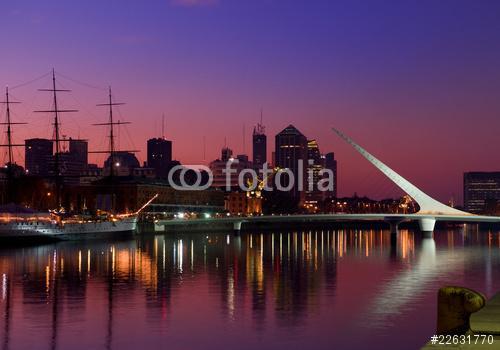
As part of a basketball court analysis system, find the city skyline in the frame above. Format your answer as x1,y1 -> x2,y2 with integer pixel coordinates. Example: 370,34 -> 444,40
2,1 -> 500,203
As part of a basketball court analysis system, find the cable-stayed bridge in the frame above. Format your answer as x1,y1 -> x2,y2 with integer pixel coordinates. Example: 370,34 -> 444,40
155,128 -> 500,236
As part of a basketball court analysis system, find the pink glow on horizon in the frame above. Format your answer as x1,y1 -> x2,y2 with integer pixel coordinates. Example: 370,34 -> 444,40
2,1 -> 500,204
1,69 -> 499,205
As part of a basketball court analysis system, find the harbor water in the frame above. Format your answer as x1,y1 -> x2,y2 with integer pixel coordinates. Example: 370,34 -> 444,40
0,225 -> 499,349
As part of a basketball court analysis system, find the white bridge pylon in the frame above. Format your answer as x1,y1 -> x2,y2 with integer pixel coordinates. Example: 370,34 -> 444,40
331,128 -> 471,217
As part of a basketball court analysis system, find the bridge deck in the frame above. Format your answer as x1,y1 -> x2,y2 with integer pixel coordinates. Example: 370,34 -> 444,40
155,213 -> 500,227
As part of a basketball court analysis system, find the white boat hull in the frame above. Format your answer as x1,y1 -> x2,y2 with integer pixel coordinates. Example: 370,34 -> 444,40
0,217 -> 137,241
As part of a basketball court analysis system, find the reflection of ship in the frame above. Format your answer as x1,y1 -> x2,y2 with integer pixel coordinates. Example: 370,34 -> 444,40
0,70 -> 157,241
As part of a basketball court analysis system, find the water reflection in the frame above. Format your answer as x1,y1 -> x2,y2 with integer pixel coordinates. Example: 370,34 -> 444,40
367,236 -> 437,328
0,227 -> 499,350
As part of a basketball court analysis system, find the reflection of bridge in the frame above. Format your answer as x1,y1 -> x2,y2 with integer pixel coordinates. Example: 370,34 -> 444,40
155,128 -> 500,236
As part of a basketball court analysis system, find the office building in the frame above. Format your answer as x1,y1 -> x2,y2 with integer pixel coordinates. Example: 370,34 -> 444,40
69,138 -> 88,166
324,152 -> 338,199
305,139 -> 324,206
147,137 -> 172,178
253,122 -> 266,168
25,138 -> 53,176
275,125 -> 307,201
55,138 -> 89,184
464,172 -> 500,214
210,148 -> 252,189
49,153 -> 85,184
44,139 -> 89,184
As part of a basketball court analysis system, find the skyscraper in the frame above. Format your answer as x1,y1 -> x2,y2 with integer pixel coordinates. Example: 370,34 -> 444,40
147,138 -> 172,178
324,152 -> 338,199
305,139 -> 324,205
69,138 -> 88,166
275,125 -> 307,201
253,122 -> 266,168
25,138 -> 53,176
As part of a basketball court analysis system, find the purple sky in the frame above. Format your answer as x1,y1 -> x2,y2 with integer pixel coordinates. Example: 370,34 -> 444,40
1,0 -> 500,204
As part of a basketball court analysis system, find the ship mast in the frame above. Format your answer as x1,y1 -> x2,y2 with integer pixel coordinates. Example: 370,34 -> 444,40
0,87 -> 25,203
35,69 -> 78,209
92,87 -> 136,212
94,87 -> 129,178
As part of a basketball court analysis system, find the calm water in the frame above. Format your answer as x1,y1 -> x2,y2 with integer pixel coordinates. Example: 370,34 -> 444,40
0,226 -> 499,350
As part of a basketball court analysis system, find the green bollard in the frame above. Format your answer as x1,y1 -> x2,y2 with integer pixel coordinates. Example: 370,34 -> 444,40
436,286 -> 486,335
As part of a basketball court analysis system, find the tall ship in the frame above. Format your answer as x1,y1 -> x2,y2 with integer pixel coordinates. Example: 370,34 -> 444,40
0,70 -> 156,241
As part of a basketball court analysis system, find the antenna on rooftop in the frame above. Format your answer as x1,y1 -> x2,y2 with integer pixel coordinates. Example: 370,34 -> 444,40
162,113 -> 165,139
243,123 -> 246,154
203,136 -> 206,160
254,108 -> 265,135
